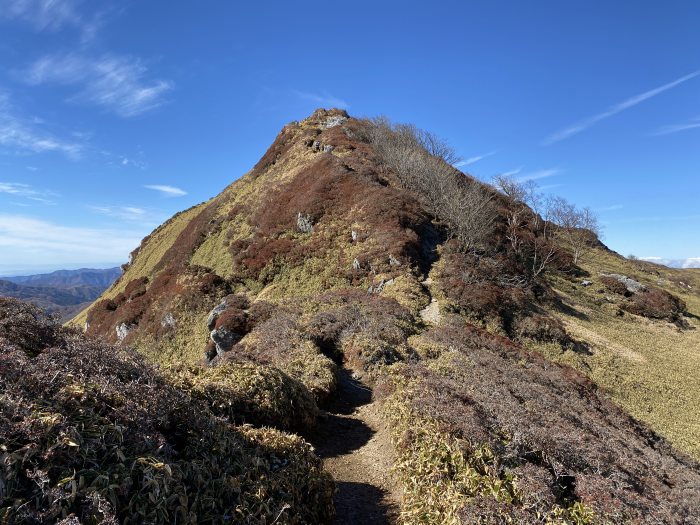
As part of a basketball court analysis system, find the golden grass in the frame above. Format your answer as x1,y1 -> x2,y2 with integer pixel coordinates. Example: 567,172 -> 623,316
532,249 -> 700,459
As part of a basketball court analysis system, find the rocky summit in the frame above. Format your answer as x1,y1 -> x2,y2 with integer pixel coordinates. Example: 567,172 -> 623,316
3,109 -> 700,524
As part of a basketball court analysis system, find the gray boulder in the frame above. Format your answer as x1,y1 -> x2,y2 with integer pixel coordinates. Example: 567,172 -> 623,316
207,299 -> 230,330
324,115 -> 347,128
161,313 -> 176,329
210,327 -> 240,355
601,273 -> 646,294
297,212 -> 314,233
116,323 -> 133,342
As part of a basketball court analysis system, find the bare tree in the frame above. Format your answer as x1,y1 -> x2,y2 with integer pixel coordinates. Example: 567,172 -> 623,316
549,196 -> 601,264
363,117 -> 497,252
492,174 -> 559,278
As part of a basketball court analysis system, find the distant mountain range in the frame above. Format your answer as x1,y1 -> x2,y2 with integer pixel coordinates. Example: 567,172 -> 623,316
0,267 -> 121,321
641,257 -> 700,269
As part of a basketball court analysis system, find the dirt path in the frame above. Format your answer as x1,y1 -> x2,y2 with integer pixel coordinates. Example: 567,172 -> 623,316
419,276 -> 442,325
310,369 -> 399,524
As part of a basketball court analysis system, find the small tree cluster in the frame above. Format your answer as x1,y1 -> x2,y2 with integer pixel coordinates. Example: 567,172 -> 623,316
361,117 -> 498,252
549,196 -> 600,264
493,175 -> 601,275
493,175 -> 558,277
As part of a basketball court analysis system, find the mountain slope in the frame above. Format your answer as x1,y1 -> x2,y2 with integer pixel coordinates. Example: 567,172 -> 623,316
72,109 -> 700,523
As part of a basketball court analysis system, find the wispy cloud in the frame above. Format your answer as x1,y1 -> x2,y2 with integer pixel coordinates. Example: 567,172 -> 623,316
499,167 -> 522,177
652,116 -> 700,136
0,181 -> 57,204
89,205 -> 147,221
144,184 -> 187,197
516,168 -> 560,182
293,90 -> 349,109
89,205 -> 166,224
0,213 -> 143,265
0,91 -> 83,158
0,0 -> 109,42
454,151 -> 496,168
0,0 -> 81,32
23,52 -> 173,117
544,70 -> 700,144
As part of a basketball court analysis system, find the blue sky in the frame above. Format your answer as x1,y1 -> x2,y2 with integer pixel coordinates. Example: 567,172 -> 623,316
0,1 -> 698,275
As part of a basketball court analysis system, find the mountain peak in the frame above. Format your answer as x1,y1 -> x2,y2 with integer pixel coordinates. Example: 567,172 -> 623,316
64,111 -> 700,523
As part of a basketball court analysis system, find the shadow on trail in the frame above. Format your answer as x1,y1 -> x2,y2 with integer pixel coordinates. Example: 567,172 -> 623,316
332,482 -> 395,525
311,369 -> 374,458
309,368 -> 396,525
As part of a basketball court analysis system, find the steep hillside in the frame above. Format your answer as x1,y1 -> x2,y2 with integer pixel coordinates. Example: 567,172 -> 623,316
66,109 -> 700,523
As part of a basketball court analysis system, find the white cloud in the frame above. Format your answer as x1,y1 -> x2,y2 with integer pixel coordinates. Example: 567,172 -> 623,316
499,167 -> 522,177
640,257 -> 700,269
0,213 -> 143,267
293,90 -> 349,109
652,116 -> 700,136
516,168 -> 560,182
144,184 -> 187,197
0,0 -> 109,42
23,53 -> 173,117
454,151 -> 496,168
544,70 -> 700,144
0,91 -> 83,158
89,205 -> 165,223
0,181 -> 57,204
0,0 -> 81,32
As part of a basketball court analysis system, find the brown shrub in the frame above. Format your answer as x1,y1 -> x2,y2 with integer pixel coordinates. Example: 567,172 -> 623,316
600,276 -> 630,296
214,308 -> 249,334
514,314 -> 570,345
382,318 -> 700,523
623,286 -> 687,322
0,297 -> 63,356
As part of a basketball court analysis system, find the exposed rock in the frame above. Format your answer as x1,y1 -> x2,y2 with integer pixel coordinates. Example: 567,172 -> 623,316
351,230 -> 358,242
601,273 -> 646,294
207,299 -> 230,330
323,144 -> 334,153
389,254 -> 401,266
368,279 -> 386,294
324,115 -> 348,128
115,322 -> 133,342
161,313 -> 176,329
210,327 -> 240,355
581,280 -> 592,287
352,258 -> 361,270
297,212 -> 314,233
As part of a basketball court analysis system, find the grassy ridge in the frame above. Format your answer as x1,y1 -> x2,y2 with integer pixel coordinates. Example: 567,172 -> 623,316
533,249 -> 700,458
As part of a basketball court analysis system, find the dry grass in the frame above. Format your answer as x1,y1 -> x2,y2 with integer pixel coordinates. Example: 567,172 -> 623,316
535,248 -> 700,458
0,297 -> 334,524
